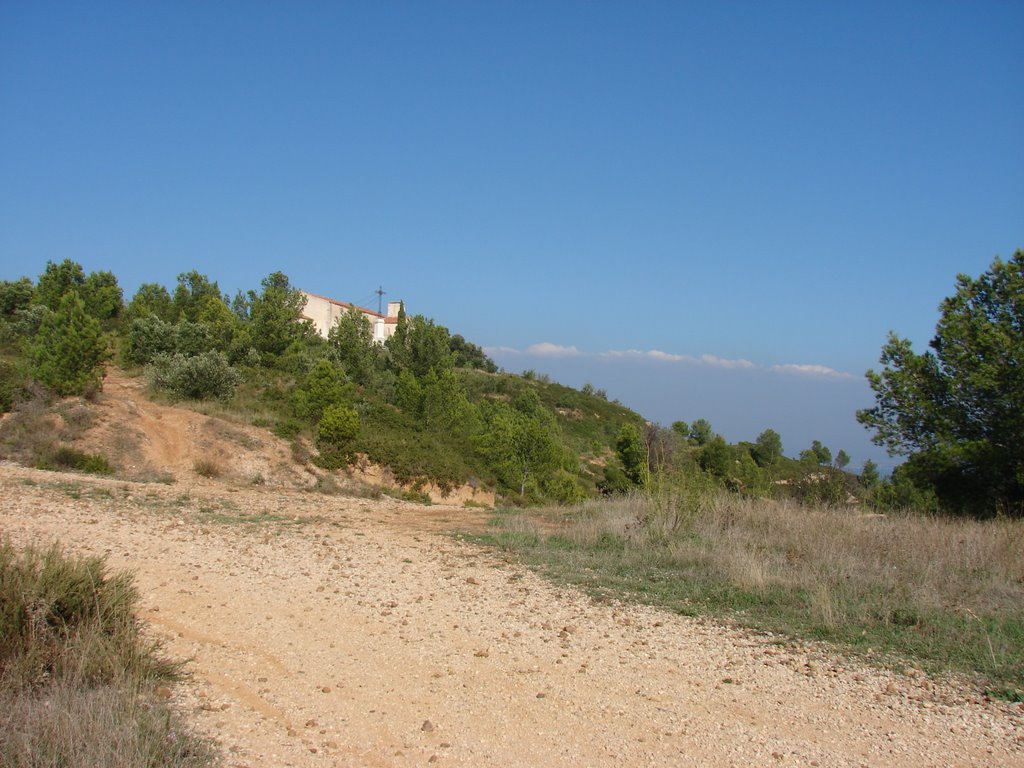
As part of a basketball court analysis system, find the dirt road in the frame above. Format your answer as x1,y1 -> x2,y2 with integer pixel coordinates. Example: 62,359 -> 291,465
1,465 -> 1021,767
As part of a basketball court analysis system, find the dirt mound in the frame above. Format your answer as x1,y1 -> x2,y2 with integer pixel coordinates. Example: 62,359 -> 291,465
77,370 -> 318,489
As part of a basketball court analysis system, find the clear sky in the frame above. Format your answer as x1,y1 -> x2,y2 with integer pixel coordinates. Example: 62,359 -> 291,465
2,2 -> 1022,470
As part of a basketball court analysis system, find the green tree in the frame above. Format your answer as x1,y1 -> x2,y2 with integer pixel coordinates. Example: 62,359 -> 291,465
834,449 -> 851,470
857,251 -> 1024,516
421,367 -> 476,433
294,360 -> 354,423
689,418 -> 714,446
670,420 -> 690,441
698,435 -> 731,477
329,306 -> 377,384
125,283 -> 176,322
479,401 -> 562,497
449,334 -> 497,372
247,272 -> 313,362
0,277 -> 34,317
800,440 -> 832,466
34,259 -> 85,311
317,403 -> 360,454
860,459 -> 880,488
615,423 -> 649,487
752,428 -> 783,467
81,270 -> 123,324
28,292 -> 106,395
388,314 -> 454,378
173,270 -> 222,322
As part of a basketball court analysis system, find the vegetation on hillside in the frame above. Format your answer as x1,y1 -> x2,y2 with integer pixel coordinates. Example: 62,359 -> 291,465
2,253 -> 1021,517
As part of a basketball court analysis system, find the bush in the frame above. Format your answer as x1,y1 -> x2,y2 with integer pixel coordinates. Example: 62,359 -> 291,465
123,316 -> 177,365
148,352 -> 241,401
317,403 -> 360,452
39,446 -> 114,475
0,541 -> 217,767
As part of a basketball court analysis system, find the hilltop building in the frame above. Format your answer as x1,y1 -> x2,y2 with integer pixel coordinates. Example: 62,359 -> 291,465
300,290 -> 403,344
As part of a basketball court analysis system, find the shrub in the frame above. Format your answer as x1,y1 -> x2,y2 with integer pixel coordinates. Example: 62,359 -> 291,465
123,316 -> 176,365
192,457 -> 223,478
317,403 -> 360,453
148,352 -> 241,401
39,446 -> 114,475
0,541 -> 217,767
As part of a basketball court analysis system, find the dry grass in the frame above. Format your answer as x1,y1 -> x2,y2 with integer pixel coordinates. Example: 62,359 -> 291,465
482,488 -> 1024,695
0,540 -> 219,767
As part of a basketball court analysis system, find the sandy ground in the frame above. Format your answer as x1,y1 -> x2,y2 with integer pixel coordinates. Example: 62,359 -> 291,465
2,464 -> 1022,768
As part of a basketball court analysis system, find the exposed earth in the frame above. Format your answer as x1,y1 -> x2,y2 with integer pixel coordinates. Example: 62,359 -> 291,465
1,375 -> 1021,767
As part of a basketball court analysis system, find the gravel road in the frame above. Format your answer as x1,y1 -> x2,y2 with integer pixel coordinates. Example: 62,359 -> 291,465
2,464 -> 1021,767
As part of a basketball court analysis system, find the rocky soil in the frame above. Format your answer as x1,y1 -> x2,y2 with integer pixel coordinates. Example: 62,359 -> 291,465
2,463 -> 1022,768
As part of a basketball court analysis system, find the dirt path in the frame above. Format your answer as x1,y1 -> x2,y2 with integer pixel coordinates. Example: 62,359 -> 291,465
2,464 -> 1021,767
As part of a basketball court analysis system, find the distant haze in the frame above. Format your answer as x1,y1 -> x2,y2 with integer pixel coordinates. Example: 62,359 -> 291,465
488,347 -> 897,474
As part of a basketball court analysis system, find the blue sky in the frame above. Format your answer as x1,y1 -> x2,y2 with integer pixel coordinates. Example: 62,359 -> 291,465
2,2 -> 1022,470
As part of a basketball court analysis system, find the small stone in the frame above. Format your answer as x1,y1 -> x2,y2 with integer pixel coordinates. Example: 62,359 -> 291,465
536,692 -> 546,699
772,753 -> 784,761
466,577 -> 479,585
305,719 -> 317,727
428,756 -> 439,764
321,686 -> 332,693
422,720 -> 435,732
474,649 -> 489,658
155,686 -> 173,699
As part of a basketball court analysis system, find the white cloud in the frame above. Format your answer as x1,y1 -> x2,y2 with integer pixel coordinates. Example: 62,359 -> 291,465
483,345 -> 522,356
488,342 -> 851,380
769,363 -> 854,379
526,342 -> 582,357
699,354 -> 755,370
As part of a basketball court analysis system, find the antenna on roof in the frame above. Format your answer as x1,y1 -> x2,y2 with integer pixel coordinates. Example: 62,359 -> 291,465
375,285 -> 386,315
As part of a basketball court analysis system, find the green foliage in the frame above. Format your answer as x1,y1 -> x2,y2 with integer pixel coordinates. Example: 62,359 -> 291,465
858,250 -> 1024,516
293,360 -> 353,422
172,270 -> 222,323
421,367 -> 477,433
860,459 -> 880,488
316,403 -> 360,456
33,259 -> 86,311
124,316 -> 178,365
615,423 -> 648,487
28,292 -> 106,396
124,282 -> 176,322
328,306 -> 377,384
752,428 -> 783,467
698,435 -> 731,477
37,446 -> 114,475
148,351 -> 241,401
800,440 -> 832,466
688,418 -> 714,446
834,449 -> 851,470
81,270 -> 123,325
247,271 -> 313,362
479,400 -> 563,497
449,333 -> 497,372
0,277 -> 34,317
670,420 -> 689,440
388,314 -> 454,377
